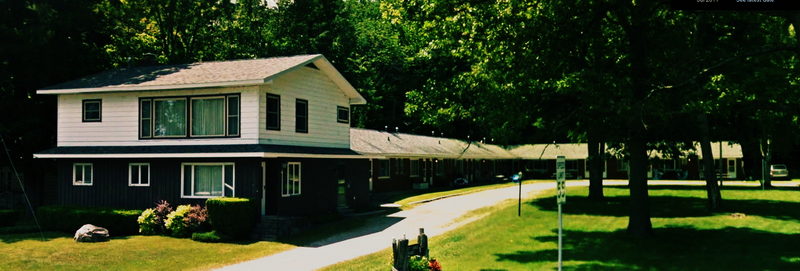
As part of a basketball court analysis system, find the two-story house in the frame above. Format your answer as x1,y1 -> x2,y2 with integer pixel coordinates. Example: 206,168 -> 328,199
34,55 -> 371,216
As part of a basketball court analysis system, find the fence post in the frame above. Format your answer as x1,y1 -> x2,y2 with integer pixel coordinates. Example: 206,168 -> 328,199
392,237 -> 409,271
418,228 -> 428,258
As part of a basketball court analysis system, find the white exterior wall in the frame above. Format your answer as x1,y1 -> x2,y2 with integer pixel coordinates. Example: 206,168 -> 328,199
258,67 -> 351,148
56,67 -> 352,148
56,86 -> 261,146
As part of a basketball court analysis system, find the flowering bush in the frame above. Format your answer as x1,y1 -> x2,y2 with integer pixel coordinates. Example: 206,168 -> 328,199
165,204 -> 209,237
428,258 -> 442,271
137,200 -> 172,235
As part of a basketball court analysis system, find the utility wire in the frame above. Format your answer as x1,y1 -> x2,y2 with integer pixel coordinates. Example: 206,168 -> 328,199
0,134 -> 45,241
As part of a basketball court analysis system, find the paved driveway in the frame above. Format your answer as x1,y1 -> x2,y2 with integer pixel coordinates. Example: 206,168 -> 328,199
217,181 -> 567,271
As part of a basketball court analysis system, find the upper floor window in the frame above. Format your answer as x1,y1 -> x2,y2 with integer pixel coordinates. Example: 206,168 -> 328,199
139,94 -> 239,139
296,99 -> 308,133
82,99 -> 102,122
266,94 -> 281,130
337,106 -> 349,124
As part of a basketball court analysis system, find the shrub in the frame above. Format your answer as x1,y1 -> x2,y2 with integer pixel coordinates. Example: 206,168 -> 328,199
137,209 -> 160,235
0,209 -> 21,227
191,230 -> 231,243
206,197 -> 256,240
164,205 -> 209,237
37,206 -> 141,236
137,201 -> 172,235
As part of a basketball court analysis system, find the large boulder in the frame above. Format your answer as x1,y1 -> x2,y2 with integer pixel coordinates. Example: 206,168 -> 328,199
74,224 -> 109,242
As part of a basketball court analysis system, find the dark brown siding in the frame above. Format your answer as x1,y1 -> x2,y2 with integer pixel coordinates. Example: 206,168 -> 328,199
55,158 -> 262,209
264,158 -> 369,216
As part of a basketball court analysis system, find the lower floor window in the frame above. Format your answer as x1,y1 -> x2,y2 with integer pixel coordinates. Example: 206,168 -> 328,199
283,162 -> 301,196
129,163 -> 150,186
182,163 -> 234,198
73,163 -> 93,186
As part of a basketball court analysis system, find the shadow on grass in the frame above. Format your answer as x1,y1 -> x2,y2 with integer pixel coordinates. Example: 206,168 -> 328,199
531,192 -> 800,221
496,227 -> 800,271
0,231 -> 67,243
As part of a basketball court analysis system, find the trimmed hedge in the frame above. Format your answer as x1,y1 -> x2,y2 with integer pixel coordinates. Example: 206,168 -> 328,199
206,197 -> 256,239
0,209 -> 21,227
38,206 -> 142,236
191,230 -> 230,243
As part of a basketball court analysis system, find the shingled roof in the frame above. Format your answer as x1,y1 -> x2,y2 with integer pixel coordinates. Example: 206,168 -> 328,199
37,54 -> 366,104
509,143 -> 588,160
349,128 -> 516,159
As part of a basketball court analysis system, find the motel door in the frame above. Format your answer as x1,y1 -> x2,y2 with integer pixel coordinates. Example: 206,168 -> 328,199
423,159 -> 433,185
727,159 -> 737,179
336,164 -> 349,211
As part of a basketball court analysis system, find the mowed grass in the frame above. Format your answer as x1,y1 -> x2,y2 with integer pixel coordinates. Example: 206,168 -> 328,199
324,185 -> 800,270
0,232 -> 294,271
394,180 -> 543,208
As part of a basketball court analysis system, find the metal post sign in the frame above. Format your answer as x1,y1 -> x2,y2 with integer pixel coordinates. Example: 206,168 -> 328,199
555,155 -> 565,271
556,156 -> 566,204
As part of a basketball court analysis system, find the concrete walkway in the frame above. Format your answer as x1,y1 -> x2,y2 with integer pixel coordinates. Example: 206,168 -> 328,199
217,181 -> 570,271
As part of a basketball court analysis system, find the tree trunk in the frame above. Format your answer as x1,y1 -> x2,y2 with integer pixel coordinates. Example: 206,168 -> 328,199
588,136 -> 604,201
624,1 -> 653,237
697,114 -> 722,211
626,135 -> 653,237
761,138 -> 772,188
740,134 -> 763,181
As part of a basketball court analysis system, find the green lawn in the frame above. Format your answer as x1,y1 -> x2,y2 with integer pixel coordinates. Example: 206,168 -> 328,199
393,180 -> 542,208
0,232 -> 294,271
324,185 -> 800,270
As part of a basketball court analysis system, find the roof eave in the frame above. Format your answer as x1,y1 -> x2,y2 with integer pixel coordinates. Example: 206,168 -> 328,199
36,79 -> 266,95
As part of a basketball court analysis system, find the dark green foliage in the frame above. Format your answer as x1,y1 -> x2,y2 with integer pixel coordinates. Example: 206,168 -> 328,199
205,198 -> 256,240
37,206 -> 141,236
191,230 -> 231,243
0,209 -> 20,227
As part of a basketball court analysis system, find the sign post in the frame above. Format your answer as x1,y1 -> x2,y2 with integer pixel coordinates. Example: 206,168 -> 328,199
512,172 -> 522,216
556,156 -> 566,271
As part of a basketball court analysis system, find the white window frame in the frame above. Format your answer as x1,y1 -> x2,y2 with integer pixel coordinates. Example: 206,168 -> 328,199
128,163 -> 150,187
72,163 -> 93,186
282,162 -> 302,197
180,162 -> 235,199
410,159 -> 421,177
378,159 -> 391,179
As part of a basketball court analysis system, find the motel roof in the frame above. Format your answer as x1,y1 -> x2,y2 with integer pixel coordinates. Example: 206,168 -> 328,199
349,128 -> 517,160
508,143 -> 588,160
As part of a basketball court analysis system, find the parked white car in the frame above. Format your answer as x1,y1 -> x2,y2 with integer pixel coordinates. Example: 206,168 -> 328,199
770,164 -> 789,179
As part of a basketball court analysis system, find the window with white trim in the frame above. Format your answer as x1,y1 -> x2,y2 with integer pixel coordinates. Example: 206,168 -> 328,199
410,159 -> 420,177
378,160 -> 390,178
73,163 -> 93,186
181,163 -> 234,198
129,163 -> 150,186
282,162 -> 301,196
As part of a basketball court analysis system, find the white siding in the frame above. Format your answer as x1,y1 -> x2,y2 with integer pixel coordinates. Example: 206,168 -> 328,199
57,86 -> 260,146
258,67 -> 351,148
